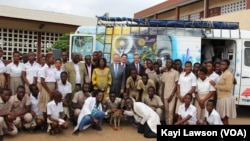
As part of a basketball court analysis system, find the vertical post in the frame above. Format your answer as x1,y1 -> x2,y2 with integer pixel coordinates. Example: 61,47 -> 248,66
37,32 -> 41,63
204,0 -> 209,18
175,6 -> 179,20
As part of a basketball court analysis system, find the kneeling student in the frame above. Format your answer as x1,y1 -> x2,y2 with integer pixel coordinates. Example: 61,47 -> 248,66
0,88 -> 18,140
203,99 -> 223,125
47,91 -> 68,135
10,85 -> 33,130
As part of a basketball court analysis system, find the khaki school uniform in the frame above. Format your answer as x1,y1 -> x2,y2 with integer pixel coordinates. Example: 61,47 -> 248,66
126,75 -> 141,101
137,79 -> 155,102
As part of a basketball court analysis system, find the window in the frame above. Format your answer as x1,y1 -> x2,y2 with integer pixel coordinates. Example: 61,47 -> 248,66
244,48 -> 250,66
221,0 -> 246,14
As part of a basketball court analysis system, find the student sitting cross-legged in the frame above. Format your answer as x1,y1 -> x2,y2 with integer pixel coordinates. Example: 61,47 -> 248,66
47,91 -> 68,135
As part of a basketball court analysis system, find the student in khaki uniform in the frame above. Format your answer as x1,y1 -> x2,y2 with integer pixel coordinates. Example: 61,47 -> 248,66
126,70 -> 141,101
103,92 -> 121,119
0,88 -> 18,140
137,73 -> 155,102
161,59 -> 179,125
145,60 -> 159,87
72,83 -> 91,124
10,85 -> 33,129
144,86 -> 164,120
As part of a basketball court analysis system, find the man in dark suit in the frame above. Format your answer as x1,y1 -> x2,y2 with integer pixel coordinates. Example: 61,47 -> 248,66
109,54 -> 125,98
84,55 -> 95,91
129,54 -> 145,76
120,54 -> 130,83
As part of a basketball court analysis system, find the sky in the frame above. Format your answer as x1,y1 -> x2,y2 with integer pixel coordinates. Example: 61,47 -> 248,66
0,0 -> 166,18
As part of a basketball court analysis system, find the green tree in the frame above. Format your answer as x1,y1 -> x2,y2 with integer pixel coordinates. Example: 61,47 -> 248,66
52,32 -> 73,51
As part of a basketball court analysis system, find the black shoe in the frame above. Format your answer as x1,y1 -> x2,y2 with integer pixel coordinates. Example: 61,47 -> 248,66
0,135 -> 4,141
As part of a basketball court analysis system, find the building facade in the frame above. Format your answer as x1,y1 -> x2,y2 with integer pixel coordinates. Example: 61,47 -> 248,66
134,0 -> 250,29
0,5 -> 97,64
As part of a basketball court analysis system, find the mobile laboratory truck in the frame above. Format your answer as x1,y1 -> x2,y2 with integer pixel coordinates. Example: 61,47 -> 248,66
69,16 -> 250,106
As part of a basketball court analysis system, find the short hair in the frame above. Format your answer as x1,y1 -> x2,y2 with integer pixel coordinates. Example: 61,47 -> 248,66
55,58 -> 61,62
185,61 -> 192,66
29,84 -> 37,91
0,88 -> 11,94
17,85 -> 25,91
121,54 -> 127,57
185,93 -> 193,100
141,73 -> 149,78
148,86 -> 155,91
53,91 -> 62,99
85,55 -> 91,59
60,71 -> 68,77
199,67 -> 208,74
13,51 -> 20,56
222,59 -> 230,66
207,99 -> 215,106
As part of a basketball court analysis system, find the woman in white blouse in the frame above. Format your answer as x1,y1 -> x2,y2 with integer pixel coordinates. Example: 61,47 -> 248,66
175,93 -> 197,125
204,99 -> 223,125
6,51 -> 24,95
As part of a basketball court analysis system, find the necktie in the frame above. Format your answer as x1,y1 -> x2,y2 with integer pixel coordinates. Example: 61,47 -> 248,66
136,64 -> 139,74
115,64 -> 118,78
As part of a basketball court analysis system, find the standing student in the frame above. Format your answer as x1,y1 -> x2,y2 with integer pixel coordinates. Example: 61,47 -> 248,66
38,54 -> 56,123
0,88 -> 18,140
29,84 -> 44,131
195,67 -> 215,124
35,55 -> 46,92
54,59 -> 63,83
203,99 -> 223,125
6,51 -> 24,95
175,93 -> 197,125
176,61 -> 196,114
22,52 -> 40,94
0,47 -> 6,89
161,59 -> 179,125
47,91 -> 68,135
57,71 -> 72,120
209,59 -> 237,125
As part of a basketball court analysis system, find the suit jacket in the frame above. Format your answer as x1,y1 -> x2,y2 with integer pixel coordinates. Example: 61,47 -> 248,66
85,64 -> 95,83
63,61 -> 88,91
129,62 -> 145,76
109,63 -> 125,97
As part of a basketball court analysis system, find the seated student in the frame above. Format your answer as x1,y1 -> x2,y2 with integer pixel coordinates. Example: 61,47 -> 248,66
72,90 -> 105,135
72,83 -> 91,124
144,86 -> 164,120
47,91 -> 68,135
10,85 -> 33,129
126,70 -> 141,101
0,88 -> 18,140
203,99 -> 223,125
103,92 -> 122,118
29,84 -> 44,131
137,73 -> 155,102
120,92 -> 135,110
174,93 -> 197,125
124,98 -> 160,138
57,71 -> 72,120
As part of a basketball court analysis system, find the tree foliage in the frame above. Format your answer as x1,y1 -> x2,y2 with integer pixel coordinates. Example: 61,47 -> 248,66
52,32 -> 73,51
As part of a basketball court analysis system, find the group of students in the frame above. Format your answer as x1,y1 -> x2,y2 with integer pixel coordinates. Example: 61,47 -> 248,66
0,46 -> 237,140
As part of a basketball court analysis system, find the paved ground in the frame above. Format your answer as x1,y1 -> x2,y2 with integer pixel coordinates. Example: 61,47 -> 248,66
5,106 -> 250,141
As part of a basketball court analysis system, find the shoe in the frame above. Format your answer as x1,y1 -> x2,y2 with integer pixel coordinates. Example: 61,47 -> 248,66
0,135 -> 4,141
92,125 -> 102,131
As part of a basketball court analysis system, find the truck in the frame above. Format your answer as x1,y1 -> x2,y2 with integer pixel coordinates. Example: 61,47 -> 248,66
69,16 -> 250,106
